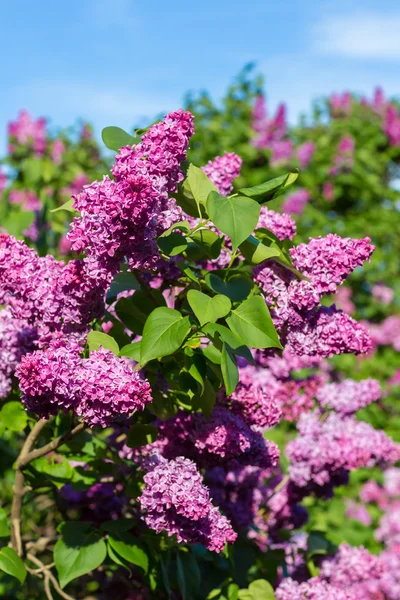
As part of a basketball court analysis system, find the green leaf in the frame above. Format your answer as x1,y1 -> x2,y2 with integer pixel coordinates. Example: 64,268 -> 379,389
205,272 -> 252,302
0,507 -> 10,537
238,579 -> 276,599
187,290 -> 231,326
157,232 -> 188,256
108,532 -> 148,573
221,343 -> 238,395
87,331 -> 119,355
239,171 -> 299,203
126,424 -> 158,449
207,192 -> 260,250
101,126 -> 140,152
119,341 -> 141,361
140,307 -> 191,365
107,542 -> 132,573
115,290 -> 166,335
0,547 -> 26,584
226,296 -> 282,349
33,457 -> 74,489
239,235 -> 281,265
176,554 -> 187,600
106,267 -> 139,300
54,522 -> 107,588
202,344 -> 222,365
190,229 -> 223,259
192,378 -> 216,417
185,164 -> 218,207
203,323 -> 254,364
50,198 -> 75,213
2,208 -> 36,239
0,401 -> 27,432
177,552 -> 201,598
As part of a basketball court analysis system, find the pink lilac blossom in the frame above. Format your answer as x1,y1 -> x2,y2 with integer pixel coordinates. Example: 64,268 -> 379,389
334,286 -> 355,314
138,456 -> 237,552
8,110 -> 47,156
379,550 -> 400,600
69,110 -> 194,272
9,189 -> 41,211
384,104 -> 400,146
297,141 -> 315,169
221,381 -> 281,430
16,339 -> 82,417
323,181 -> 335,202
0,169 -> 6,193
319,544 -> 384,592
384,468 -> 400,498
257,206 -> 296,241
16,343 -> 152,426
276,577 -> 357,600
0,234 -> 113,344
376,502 -> 400,549
75,348 -> 152,427
371,283 -> 394,305
317,378 -> 381,415
346,500 -> 372,526
366,316 -> 400,351
330,135 -> 355,175
0,308 -> 37,399
329,92 -> 352,117
201,152 -> 242,196
287,411 -> 400,496
252,99 -> 288,149
270,140 -> 293,166
51,139 -> 65,164
282,188 -> 311,215
360,481 -> 389,510
289,234 -> 374,299
155,407 -> 280,469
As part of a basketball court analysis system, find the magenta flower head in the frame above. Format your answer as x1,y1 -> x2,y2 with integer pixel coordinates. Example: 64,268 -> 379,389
317,378 -> 381,415
297,141 -> 315,169
75,348 -> 153,427
7,110 -> 47,156
282,189 -> 311,215
257,207 -> 296,241
276,577 -> 357,600
202,152 -> 242,196
138,456 -> 237,552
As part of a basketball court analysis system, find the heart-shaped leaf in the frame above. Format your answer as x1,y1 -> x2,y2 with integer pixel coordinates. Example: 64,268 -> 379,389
140,307 -> 191,365
207,191 -> 260,249
0,547 -> 26,584
101,126 -> 140,152
205,272 -> 252,301
87,331 -> 119,355
187,290 -> 231,326
226,296 -> 282,349
240,235 -> 282,264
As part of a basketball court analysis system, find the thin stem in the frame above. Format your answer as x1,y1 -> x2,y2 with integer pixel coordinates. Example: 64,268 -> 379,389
11,420 -> 86,556
27,553 -> 75,600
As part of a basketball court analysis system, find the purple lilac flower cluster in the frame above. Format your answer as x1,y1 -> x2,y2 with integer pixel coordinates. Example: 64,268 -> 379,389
8,110 -> 47,156
254,234 -> 374,358
16,344 -> 152,427
257,206 -> 297,241
138,456 -> 237,552
0,308 -> 37,399
201,152 -> 242,196
276,577 -> 357,600
317,378 -> 381,414
287,411 -> 400,496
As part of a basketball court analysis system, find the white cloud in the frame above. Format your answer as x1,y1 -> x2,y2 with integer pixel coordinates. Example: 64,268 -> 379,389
314,13 -> 400,60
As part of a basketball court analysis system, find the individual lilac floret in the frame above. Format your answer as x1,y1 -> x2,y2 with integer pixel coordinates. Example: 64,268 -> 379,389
138,456 -> 237,552
222,381 -> 281,430
0,308 -> 37,399
16,340 -> 82,417
317,378 -> 381,415
257,206 -> 296,241
290,234 -> 375,298
276,577 -> 357,600
287,411 -> 400,496
286,306 -> 373,358
319,543 -> 384,595
201,152 -> 242,196
75,348 -> 152,427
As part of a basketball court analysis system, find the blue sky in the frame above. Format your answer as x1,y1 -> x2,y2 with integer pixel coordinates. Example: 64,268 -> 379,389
1,0 -> 400,152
